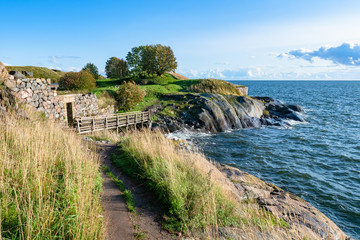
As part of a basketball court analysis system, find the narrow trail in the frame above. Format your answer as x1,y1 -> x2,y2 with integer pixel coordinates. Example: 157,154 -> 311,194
98,143 -> 179,240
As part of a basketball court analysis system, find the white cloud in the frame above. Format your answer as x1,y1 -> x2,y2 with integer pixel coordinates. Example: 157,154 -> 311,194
68,67 -> 81,72
279,43 -> 360,66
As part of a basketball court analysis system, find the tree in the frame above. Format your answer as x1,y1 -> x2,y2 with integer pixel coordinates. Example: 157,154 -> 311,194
59,71 -> 96,91
82,63 -> 99,79
116,81 -> 145,111
126,46 -> 145,77
105,57 -> 129,79
125,44 -> 178,76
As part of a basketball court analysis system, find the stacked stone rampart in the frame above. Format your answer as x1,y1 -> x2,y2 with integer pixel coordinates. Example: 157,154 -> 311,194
7,77 -> 65,120
74,94 -> 99,117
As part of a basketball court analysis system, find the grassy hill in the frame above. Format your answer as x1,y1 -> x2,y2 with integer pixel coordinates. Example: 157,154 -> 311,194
94,73 -> 244,112
5,66 -> 66,82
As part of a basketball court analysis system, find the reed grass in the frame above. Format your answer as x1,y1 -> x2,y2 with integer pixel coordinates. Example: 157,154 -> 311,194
113,129 -> 288,236
0,113 -> 104,239
188,79 -> 241,96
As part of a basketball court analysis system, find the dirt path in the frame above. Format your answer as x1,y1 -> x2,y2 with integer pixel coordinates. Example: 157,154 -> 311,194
99,143 -> 179,240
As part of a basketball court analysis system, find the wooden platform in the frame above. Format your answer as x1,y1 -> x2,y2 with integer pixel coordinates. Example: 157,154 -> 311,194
75,111 -> 151,134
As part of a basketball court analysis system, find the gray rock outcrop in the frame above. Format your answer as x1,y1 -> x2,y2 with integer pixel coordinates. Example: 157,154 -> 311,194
215,163 -> 351,240
152,93 -> 304,133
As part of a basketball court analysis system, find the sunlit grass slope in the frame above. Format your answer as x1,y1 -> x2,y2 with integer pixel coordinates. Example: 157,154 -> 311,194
0,114 -> 104,239
113,130 -> 286,236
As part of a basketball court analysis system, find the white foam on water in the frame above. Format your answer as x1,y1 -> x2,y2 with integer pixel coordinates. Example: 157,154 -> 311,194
166,128 -> 211,141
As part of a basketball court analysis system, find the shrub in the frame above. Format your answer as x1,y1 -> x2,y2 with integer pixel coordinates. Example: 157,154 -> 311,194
188,79 -> 241,95
105,57 -> 129,79
82,62 -> 100,79
116,81 -> 145,111
59,71 -> 96,91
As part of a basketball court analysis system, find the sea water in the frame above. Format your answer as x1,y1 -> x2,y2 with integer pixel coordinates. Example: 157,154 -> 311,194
172,81 -> 360,239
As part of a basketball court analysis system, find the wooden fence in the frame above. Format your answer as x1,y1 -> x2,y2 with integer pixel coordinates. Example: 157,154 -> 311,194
75,111 -> 151,134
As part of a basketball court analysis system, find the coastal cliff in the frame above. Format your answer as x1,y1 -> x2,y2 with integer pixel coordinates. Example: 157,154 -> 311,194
151,93 -> 305,133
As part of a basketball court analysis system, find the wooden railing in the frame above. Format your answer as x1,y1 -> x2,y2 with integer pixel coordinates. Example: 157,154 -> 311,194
75,111 -> 151,134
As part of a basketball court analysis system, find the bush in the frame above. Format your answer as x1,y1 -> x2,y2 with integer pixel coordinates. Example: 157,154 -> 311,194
188,79 -> 241,95
116,81 -> 145,111
59,71 -> 96,91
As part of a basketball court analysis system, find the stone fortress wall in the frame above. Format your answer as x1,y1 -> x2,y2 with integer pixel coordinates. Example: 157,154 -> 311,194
3,70 -> 114,125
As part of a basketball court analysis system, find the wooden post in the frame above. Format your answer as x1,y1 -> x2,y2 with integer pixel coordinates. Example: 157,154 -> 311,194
105,117 -> 108,130
126,115 -> 129,133
116,115 -> 119,135
92,118 -> 95,132
141,112 -> 144,128
77,119 -> 81,133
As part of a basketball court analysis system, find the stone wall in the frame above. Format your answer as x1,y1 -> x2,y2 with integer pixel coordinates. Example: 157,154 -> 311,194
59,93 -> 101,121
6,77 -> 65,120
75,94 -> 99,117
3,76 -> 114,124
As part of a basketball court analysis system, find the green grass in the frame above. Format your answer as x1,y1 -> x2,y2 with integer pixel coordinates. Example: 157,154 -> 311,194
0,112 -> 104,239
102,166 -> 136,213
111,130 -> 243,233
92,75 -> 247,119
5,66 -> 66,82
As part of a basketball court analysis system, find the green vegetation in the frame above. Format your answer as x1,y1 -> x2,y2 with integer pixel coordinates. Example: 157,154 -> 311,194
112,130 -> 241,233
82,62 -> 100,79
126,44 -> 177,76
93,75 -> 245,116
102,166 -> 135,213
188,78 -> 241,95
105,57 -> 129,79
111,130 -> 285,236
59,71 -> 96,91
0,112 -> 104,239
116,81 -> 146,111
5,66 -> 66,82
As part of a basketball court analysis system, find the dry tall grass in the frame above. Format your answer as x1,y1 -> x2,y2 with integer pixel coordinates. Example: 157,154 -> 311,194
188,79 -> 242,95
116,129 -> 288,237
0,113 -> 104,239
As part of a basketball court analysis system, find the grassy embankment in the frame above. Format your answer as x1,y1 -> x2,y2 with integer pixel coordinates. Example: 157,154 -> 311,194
94,73 -> 245,115
5,66 -> 66,82
104,129 -> 288,237
0,112 -> 104,239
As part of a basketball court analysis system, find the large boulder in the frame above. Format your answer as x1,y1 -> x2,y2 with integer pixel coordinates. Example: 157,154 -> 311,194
0,62 -> 9,83
9,71 -> 26,80
216,163 -> 351,240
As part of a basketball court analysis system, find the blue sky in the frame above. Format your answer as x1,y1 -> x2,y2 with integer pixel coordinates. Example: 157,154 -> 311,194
1,0 -> 360,80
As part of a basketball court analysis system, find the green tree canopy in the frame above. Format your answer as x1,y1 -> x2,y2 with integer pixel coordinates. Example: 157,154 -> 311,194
126,46 -> 145,77
126,44 -> 177,76
105,57 -> 129,79
82,62 -> 99,79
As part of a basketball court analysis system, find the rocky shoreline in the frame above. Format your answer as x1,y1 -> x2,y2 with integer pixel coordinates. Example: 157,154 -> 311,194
148,92 -> 352,239
151,93 -> 305,133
